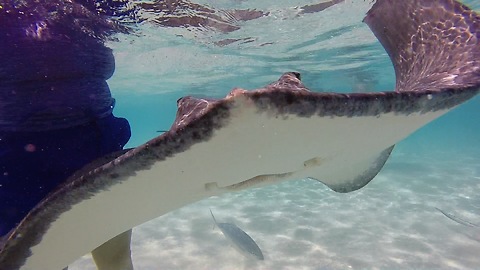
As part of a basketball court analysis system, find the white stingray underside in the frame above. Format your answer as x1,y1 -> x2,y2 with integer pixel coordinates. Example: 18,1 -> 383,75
21,94 -> 450,270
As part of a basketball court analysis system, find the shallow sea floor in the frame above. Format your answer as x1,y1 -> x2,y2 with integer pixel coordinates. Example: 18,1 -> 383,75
69,147 -> 480,270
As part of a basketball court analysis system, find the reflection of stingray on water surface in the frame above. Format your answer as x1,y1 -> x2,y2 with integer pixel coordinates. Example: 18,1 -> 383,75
0,0 -> 480,270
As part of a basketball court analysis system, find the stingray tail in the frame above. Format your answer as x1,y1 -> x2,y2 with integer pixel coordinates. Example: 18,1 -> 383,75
364,0 -> 480,93
435,207 -> 480,228
209,208 -> 218,229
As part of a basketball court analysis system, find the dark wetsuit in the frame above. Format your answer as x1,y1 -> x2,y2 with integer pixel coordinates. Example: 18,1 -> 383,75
0,1 -> 131,236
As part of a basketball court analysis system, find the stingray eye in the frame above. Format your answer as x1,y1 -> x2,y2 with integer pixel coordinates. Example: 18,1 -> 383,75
292,72 -> 301,80
177,97 -> 183,105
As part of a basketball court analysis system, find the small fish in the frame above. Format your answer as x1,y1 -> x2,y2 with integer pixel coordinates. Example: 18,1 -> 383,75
209,209 -> 264,260
435,207 -> 480,228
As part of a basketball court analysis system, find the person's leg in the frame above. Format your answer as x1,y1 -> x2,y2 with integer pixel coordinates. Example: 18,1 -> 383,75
89,115 -> 135,270
92,230 -> 134,270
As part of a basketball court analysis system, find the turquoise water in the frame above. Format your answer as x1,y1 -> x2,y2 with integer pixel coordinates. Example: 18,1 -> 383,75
71,0 -> 479,269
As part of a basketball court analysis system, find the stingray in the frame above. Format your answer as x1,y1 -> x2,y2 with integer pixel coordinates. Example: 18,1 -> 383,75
0,0 -> 479,269
435,207 -> 480,228
209,209 -> 264,260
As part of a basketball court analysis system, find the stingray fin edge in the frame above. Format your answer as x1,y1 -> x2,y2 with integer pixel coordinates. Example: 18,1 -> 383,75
315,145 -> 395,193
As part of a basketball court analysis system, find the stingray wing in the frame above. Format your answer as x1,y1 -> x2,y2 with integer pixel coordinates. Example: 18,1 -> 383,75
1,0 -> 480,269
364,0 -> 480,93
